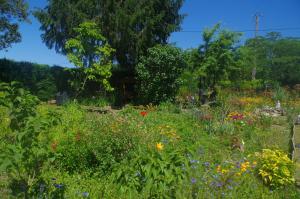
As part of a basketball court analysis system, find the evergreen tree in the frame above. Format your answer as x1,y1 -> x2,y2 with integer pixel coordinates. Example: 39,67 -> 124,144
0,0 -> 29,50
34,0 -> 185,73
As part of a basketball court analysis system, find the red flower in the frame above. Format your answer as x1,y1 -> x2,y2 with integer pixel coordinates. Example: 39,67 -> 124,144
231,113 -> 244,120
140,111 -> 148,117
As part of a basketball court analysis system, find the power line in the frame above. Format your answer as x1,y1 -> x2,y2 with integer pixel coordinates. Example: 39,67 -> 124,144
174,27 -> 300,33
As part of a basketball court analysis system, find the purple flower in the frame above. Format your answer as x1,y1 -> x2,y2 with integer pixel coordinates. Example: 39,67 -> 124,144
227,185 -> 233,190
191,165 -> 197,169
191,178 -> 197,184
161,138 -> 168,144
212,174 -> 219,179
190,159 -> 198,164
53,183 -> 64,189
210,181 -> 223,188
82,192 -> 89,197
203,162 -> 210,167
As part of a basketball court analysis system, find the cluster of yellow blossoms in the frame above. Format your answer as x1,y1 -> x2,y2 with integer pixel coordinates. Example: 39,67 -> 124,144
216,160 -> 257,176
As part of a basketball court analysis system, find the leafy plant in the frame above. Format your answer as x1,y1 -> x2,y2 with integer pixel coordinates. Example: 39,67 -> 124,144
255,149 -> 295,188
195,23 -> 241,103
0,82 -> 39,130
65,21 -> 115,97
272,83 -> 287,102
113,147 -> 188,198
136,44 -> 186,104
0,82 -> 60,197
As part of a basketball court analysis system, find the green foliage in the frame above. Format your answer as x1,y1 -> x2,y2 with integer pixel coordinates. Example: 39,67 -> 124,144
196,24 -> 242,89
0,59 -> 67,100
243,34 -> 300,85
113,148 -> 187,197
1,87 -> 300,197
89,127 -> 138,175
0,113 -> 60,197
0,0 -> 29,50
35,0 -> 185,72
0,82 -> 39,130
271,56 -> 300,86
65,21 -> 115,95
136,44 -> 186,104
0,83 -> 60,197
255,149 -> 295,188
272,83 -> 288,102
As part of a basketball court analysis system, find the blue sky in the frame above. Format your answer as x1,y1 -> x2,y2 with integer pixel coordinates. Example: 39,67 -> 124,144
1,0 -> 300,67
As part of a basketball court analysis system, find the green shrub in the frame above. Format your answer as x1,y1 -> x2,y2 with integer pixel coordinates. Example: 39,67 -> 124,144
90,125 -> 138,175
0,82 -> 47,197
272,83 -> 288,102
136,44 -> 186,104
255,149 -> 295,188
113,147 -> 188,197
0,82 -> 39,130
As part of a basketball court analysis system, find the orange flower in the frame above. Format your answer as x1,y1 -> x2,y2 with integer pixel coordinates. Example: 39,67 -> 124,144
140,111 -> 148,117
240,161 -> 250,172
51,141 -> 58,151
156,142 -> 164,150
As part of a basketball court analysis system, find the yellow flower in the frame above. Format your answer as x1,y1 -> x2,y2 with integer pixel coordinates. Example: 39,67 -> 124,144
216,165 -> 222,173
156,142 -> 164,150
241,167 -> 247,172
240,162 -> 249,172
221,169 -> 229,174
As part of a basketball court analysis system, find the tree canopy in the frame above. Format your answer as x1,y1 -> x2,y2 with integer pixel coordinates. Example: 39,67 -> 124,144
196,24 -> 241,89
0,0 -> 29,50
34,0 -> 185,72
65,21 -> 115,95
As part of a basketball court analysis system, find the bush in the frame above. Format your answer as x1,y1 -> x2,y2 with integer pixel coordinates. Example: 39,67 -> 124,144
255,149 -> 295,188
136,44 -> 186,104
113,147 -> 188,197
0,82 -> 39,130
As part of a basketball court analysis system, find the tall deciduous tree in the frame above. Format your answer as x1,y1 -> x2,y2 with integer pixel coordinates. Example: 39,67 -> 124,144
196,24 -> 241,103
0,0 -> 29,50
65,22 -> 115,97
34,0 -> 185,72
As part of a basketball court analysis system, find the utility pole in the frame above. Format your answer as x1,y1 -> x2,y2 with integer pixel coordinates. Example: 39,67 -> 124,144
254,13 -> 261,37
252,12 -> 262,80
